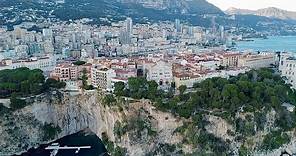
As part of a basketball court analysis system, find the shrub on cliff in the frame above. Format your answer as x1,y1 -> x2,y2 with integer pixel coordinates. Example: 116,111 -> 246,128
42,123 -> 61,141
101,132 -> 127,156
10,93 -> 27,110
103,94 -> 116,106
261,130 -> 290,151
114,120 -> 128,139
45,78 -> 66,89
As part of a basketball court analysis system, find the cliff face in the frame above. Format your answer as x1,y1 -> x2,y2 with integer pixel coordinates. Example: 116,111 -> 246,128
0,91 -> 184,155
1,91 -> 296,155
32,91 -> 185,155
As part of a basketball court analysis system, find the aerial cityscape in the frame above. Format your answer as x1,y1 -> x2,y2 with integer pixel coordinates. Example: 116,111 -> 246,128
1,0 -> 296,156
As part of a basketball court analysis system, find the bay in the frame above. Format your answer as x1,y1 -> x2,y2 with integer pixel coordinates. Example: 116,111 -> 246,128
14,130 -> 108,156
235,36 -> 296,52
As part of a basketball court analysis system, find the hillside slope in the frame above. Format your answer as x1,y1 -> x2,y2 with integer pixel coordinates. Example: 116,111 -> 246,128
226,7 -> 296,21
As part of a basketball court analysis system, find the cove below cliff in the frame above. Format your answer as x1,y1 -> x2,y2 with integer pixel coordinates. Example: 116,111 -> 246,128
14,130 -> 108,156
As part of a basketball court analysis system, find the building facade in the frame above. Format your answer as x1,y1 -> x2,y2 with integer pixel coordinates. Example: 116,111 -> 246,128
238,53 -> 276,69
146,60 -> 173,86
91,66 -> 116,91
279,53 -> 296,89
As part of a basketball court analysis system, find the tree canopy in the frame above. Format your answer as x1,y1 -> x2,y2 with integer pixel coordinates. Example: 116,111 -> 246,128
0,68 -> 45,98
72,60 -> 86,66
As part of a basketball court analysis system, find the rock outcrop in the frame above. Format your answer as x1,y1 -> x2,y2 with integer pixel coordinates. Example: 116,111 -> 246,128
1,90 -> 296,155
0,91 -> 184,155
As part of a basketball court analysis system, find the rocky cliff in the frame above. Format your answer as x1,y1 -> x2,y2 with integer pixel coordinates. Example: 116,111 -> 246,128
0,91 -> 185,155
1,90 -> 296,155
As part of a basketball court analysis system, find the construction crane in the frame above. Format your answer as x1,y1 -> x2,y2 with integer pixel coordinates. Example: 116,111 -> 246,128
45,143 -> 91,156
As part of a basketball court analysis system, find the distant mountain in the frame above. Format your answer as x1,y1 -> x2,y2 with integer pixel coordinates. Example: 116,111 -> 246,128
226,7 -> 296,21
0,0 -> 224,26
117,0 -> 223,15
1,0 -> 296,35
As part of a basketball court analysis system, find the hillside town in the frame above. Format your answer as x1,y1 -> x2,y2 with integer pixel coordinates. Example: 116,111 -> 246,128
0,17 -> 294,93
3,0 -> 296,155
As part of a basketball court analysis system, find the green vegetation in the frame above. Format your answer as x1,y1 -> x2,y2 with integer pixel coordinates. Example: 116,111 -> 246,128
0,103 -> 10,115
72,60 -> 86,66
45,78 -> 66,89
156,68 -> 296,122
0,68 -> 66,110
42,123 -> 61,141
113,120 -> 128,139
148,143 -> 178,156
235,117 -> 256,137
10,93 -> 27,110
239,145 -> 250,156
113,112 -> 157,141
113,68 -> 296,153
0,68 -> 45,98
114,82 -> 126,97
114,77 -> 170,101
126,115 -> 157,137
261,130 -> 290,151
178,85 -> 187,95
103,94 -> 116,106
81,68 -> 94,90
0,68 -> 66,98
101,132 -> 127,156
197,130 -> 230,155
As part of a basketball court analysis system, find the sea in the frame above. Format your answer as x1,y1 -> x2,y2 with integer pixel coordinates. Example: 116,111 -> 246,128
235,36 -> 296,52
14,130 -> 108,156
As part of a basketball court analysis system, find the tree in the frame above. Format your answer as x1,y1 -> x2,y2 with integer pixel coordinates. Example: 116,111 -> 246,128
82,68 -> 88,85
170,82 -> 176,89
261,131 -> 290,150
128,77 -> 147,99
147,80 -> 158,100
72,60 -> 86,66
42,123 -> 61,141
114,82 -> 125,96
0,68 -> 46,97
103,94 -> 116,106
10,93 -> 27,110
178,85 -> 187,95
45,78 -> 66,89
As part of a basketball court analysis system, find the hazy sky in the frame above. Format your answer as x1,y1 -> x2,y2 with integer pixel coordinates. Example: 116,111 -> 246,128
207,0 -> 296,11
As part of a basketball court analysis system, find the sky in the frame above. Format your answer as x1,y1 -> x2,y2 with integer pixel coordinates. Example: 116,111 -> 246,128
207,0 -> 296,11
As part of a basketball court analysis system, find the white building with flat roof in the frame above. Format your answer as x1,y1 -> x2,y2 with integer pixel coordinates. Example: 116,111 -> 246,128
279,53 -> 296,89
91,66 -> 116,91
0,55 -> 56,72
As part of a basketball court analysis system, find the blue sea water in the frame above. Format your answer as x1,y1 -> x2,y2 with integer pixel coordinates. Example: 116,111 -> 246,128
15,131 -> 108,156
235,36 -> 296,52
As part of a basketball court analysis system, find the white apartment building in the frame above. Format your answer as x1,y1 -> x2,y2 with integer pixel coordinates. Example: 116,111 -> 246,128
91,66 -> 116,91
0,55 -> 56,72
146,60 -> 173,86
279,53 -> 296,88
